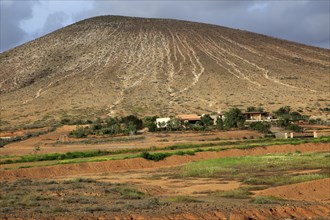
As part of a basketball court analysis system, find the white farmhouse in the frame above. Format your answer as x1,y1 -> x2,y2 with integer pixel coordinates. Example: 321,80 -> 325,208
156,117 -> 171,128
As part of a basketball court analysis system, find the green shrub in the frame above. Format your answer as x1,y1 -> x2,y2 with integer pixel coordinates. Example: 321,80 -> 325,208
246,106 -> 264,112
224,108 -> 245,129
124,121 -> 137,135
193,122 -> 204,131
174,150 -> 195,156
144,117 -> 157,131
60,118 -> 71,125
141,151 -> 171,161
122,115 -> 143,130
69,126 -> 88,138
116,187 -> 145,199
166,118 -> 182,131
264,133 -> 275,138
217,188 -> 252,199
274,106 -> 308,122
249,122 -> 271,134
200,114 -> 213,127
167,196 -> 201,203
252,196 -> 283,204
6,150 -> 110,163
73,178 -> 96,183
286,124 -> 303,132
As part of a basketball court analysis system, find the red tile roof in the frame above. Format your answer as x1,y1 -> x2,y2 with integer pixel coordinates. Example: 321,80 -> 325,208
176,114 -> 201,121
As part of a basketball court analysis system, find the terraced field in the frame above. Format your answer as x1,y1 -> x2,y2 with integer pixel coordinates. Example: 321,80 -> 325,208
0,129 -> 329,219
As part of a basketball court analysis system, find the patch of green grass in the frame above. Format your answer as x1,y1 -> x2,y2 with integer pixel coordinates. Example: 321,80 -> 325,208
18,165 -> 33,169
141,151 -> 172,161
112,187 -> 146,199
64,196 -> 95,204
3,136 -> 329,167
174,150 -> 195,156
244,173 -> 329,186
63,177 -> 96,184
157,139 -> 169,142
216,187 -> 252,199
58,153 -> 141,164
252,196 -> 284,204
55,136 -> 145,145
0,155 -> 16,159
141,150 -> 196,161
182,152 -> 330,179
163,136 -> 330,151
181,152 -> 330,192
166,196 -> 201,203
1,150 -> 111,164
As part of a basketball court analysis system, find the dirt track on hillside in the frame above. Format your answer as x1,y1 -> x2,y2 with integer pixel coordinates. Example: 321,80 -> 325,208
1,142 -> 328,180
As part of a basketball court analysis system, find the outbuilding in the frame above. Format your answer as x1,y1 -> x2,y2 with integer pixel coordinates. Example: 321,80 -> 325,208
155,117 -> 171,128
243,112 -> 270,121
176,114 -> 201,124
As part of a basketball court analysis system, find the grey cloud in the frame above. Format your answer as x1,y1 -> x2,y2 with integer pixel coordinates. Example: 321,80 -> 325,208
73,1 -> 329,48
73,1 -> 252,23
0,0 -> 38,52
32,12 -> 70,40
259,1 -> 328,48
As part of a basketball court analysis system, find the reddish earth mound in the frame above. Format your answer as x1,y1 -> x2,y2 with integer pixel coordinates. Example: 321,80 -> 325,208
228,205 -> 329,220
0,205 -> 328,220
0,143 -> 328,180
41,205 -> 330,220
119,205 -> 329,220
257,178 -> 330,203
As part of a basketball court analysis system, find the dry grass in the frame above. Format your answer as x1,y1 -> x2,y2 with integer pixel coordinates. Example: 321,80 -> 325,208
0,178 -> 152,217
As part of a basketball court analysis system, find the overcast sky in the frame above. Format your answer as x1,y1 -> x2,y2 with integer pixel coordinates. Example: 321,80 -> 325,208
1,0 -> 329,52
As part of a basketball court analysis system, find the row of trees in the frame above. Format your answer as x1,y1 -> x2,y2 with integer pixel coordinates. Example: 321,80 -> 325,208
69,115 -> 142,138
244,106 -> 307,133
273,106 -> 305,132
69,106 -> 312,138
69,108 -> 248,138
146,108 -> 246,132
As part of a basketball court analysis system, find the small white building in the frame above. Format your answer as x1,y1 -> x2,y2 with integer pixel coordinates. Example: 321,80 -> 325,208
156,118 -> 171,128
210,114 -> 225,125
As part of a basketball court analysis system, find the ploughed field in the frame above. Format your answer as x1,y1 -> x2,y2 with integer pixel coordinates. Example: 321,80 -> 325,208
0,126 -> 330,219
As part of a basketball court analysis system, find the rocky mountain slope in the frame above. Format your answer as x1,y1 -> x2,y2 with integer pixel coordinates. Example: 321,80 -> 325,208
0,16 -> 329,126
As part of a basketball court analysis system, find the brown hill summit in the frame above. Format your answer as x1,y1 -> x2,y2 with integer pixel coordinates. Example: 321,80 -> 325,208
0,16 -> 329,126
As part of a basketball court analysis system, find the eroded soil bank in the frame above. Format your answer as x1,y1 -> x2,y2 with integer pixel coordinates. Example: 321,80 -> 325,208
256,178 -> 330,203
1,204 -> 329,220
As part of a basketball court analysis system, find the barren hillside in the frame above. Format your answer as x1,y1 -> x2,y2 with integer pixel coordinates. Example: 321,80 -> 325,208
0,16 -> 329,126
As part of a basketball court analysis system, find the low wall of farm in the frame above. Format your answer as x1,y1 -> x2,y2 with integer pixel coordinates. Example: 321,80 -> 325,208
275,131 -> 329,139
